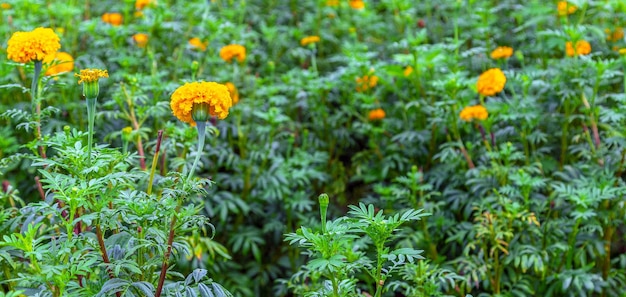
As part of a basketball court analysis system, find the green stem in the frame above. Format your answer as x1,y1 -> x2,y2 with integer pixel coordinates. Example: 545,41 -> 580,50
86,97 -> 97,166
187,122 -> 207,181
147,130 -> 164,195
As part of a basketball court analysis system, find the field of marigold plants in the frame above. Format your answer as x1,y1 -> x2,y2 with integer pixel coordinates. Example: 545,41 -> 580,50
1,0 -> 626,296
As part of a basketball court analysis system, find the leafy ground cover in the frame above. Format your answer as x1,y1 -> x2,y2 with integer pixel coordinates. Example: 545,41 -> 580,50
1,0 -> 626,296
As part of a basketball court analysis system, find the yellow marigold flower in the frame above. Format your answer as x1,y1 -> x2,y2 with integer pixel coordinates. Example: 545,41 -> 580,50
1,3 -> 10,9
557,1 -> 576,16
349,0 -> 365,9
7,27 -> 61,64
356,74 -> 378,92
300,36 -> 320,46
133,33 -> 149,48
326,0 -> 339,6
75,69 -> 108,98
44,51 -> 74,76
619,48 -> 626,55
476,68 -> 506,96
219,44 -> 246,63
403,66 -> 413,77
188,37 -> 208,51
122,126 -> 133,135
135,0 -> 155,10
565,40 -> 591,57
459,105 -> 488,122
101,13 -> 123,26
75,69 -> 108,84
606,28 -> 624,42
225,82 -> 239,105
134,11 -> 144,18
170,81 -> 233,125
368,108 -> 385,121
490,46 -> 514,60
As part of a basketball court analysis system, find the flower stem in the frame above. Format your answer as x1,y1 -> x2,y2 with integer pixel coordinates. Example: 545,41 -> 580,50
155,203 -> 181,297
31,61 -> 46,159
147,130 -> 164,195
187,122 -> 207,182
86,97 -> 97,166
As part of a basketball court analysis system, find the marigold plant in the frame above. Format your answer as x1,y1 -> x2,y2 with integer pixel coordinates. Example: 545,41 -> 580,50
565,40 -> 591,57
356,74 -> 378,92
476,68 -> 506,96
101,13 -> 123,26
490,46 -> 513,60
135,0 -> 155,10
368,108 -> 385,121
459,105 -> 488,121
300,36 -> 320,46
403,66 -> 413,77
7,27 -> 60,63
557,1 -> 576,16
349,0 -> 365,9
605,28 -> 624,42
188,37 -> 208,51
133,33 -> 149,48
219,44 -> 246,63
170,81 -> 233,125
43,51 -> 74,76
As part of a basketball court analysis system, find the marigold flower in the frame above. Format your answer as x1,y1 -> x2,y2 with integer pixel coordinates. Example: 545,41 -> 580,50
565,40 -> 591,57
368,108 -> 385,121
476,68 -> 506,96
133,33 -> 149,48
189,37 -> 208,51
605,28 -> 624,42
75,68 -> 108,98
170,82 -> 233,125
225,82 -> 239,105
219,44 -> 246,63
7,27 -> 61,64
1,3 -> 11,9
349,0 -> 365,9
135,0 -> 155,10
326,0 -> 339,6
459,105 -> 488,121
403,66 -> 413,77
300,36 -> 320,46
101,13 -> 123,26
490,46 -> 514,60
557,1 -> 576,16
356,74 -> 378,92
44,51 -> 74,76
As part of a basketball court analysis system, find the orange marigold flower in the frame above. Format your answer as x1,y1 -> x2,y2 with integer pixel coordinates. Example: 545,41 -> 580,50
557,1 -> 576,16
1,3 -> 11,9
326,0 -> 339,6
7,27 -> 60,64
349,0 -> 365,9
403,66 -> 413,77
565,40 -> 591,57
135,0 -> 155,10
490,46 -> 514,60
356,74 -> 378,92
459,105 -> 488,122
133,33 -> 149,48
605,28 -> 624,42
300,36 -> 320,46
219,44 -> 246,63
476,68 -> 506,96
170,82 -> 232,125
224,82 -> 239,105
189,37 -> 208,51
44,51 -> 74,76
368,108 -> 385,121
101,13 -> 123,26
